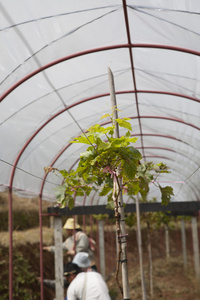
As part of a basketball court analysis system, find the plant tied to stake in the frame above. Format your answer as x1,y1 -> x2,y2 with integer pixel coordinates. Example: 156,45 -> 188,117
45,110 -> 174,294
46,111 -> 173,209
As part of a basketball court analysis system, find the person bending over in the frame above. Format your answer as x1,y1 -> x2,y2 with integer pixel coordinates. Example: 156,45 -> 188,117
64,252 -> 111,300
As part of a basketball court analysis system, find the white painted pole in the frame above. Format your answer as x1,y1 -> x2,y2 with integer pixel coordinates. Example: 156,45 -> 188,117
165,224 -> 170,259
98,219 -> 106,278
54,216 -> 64,300
50,215 -> 54,229
108,67 -> 130,299
180,219 -> 187,271
147,222 -> 153,299
191,216 -> 200,281
136,195 -> 147,300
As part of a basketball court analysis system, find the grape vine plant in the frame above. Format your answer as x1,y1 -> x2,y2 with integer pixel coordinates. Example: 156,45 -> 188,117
45,112 -> 173,209
45,110 -> 174,294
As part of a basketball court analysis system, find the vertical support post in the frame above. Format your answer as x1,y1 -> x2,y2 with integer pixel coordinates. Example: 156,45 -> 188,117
191,216 -> 200,281
96,218 -> 100,272
54,216 -> 64,300
180,219 -> 187,270
39,195 -> 44,300
165,224 -> 170,258
108,67 -> 130,299
147,222 -> 153,299
136,195 -> 147,300
98,219 -> 106,278
9,189 -> 13,300
107,218 -> 112,274
90,215 -> 93,237
49,216 -> 54,229
82,215 -> 86,232
48,201 -> 54,229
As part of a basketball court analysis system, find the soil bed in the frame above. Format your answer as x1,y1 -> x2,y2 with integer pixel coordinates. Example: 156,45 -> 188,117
0,226 -> 199,299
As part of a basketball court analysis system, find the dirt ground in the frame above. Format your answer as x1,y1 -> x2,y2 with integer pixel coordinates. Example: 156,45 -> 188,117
105,227 -> 200,300
0,193 -> 200,299
0,226 -> 200,300
107,253 -> 200,300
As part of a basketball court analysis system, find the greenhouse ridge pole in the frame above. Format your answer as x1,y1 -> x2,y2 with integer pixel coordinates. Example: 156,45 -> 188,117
108,67 -> 130,300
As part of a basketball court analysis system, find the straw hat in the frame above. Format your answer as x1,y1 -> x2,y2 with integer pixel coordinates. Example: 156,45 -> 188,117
63,218 -> 80,229
72,252 -> 91,268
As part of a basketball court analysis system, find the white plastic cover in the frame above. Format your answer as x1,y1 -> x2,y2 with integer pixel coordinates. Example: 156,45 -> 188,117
0,1 -> 200,205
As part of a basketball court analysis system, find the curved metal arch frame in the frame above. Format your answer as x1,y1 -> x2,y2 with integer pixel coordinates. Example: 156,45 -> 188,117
2,45 -> 200,196
37,112 -> 200,200
3,88 -> 199,168
38,111 -> 200,200
3,43 -> 200,300
1,44 -> 199,190
2,90 -> 199,200
1,43 -> 200,103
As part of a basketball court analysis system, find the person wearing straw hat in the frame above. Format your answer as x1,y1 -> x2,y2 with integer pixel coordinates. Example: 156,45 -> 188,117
64,252 -> 111,300
43,218 -> 95,266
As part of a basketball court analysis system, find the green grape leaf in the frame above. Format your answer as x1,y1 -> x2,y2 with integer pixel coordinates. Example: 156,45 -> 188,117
54,185 -> 67,202
70,136 -> 92,145
127,181 -> 140,195
106,200 -> 115,210
115,118 -> 132,130
128,147 -> 142,160
80,149 -> 95,159
160,186 -> 174,206
100,113 -> 110,119
123,161 -> 137,180
59,169 -> 69,178
126,137 -> 138,144
99,186 -> 112,196
68,197 -> 74,210
76,190 -> 85,197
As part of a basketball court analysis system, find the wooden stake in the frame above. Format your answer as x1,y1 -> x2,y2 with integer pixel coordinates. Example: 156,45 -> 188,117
108,67 -> 130,300
136,195 -> 147,300
181,219 -> 187,271
191,216 -> 200,281
165,224 -> 170,258
54,217 -> 64,300
98,220 -> 106,278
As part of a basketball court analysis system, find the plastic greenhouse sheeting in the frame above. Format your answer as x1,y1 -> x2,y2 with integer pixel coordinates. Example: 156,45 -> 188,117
0,0 -> 200,205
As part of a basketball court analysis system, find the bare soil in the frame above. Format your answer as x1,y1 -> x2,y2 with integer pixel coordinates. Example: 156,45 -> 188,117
1,226 -> 199,300
0,193 -> 200,299
106,227 -> 200,300
107,254 -> 200,300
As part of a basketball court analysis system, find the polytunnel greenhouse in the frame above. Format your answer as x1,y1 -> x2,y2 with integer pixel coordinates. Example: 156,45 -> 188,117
0,1 -> 200,299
